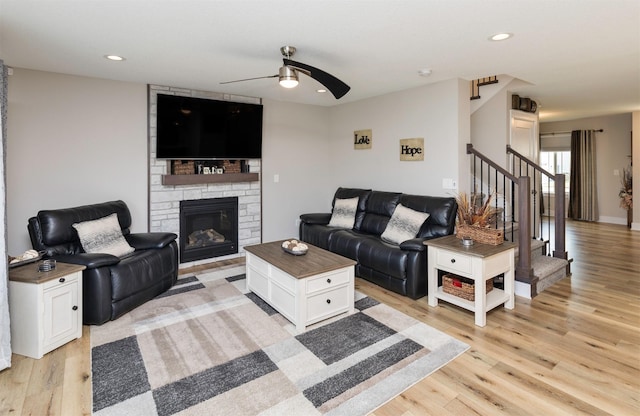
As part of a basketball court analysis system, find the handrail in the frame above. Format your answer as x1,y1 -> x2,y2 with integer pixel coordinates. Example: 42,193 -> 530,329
467,143 -> 517,181
466,143 -> 534,287
505,144 -> 568,262
506,144 -> 554,178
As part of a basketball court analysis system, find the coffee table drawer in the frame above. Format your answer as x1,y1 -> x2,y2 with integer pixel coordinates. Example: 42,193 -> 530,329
306,269 -> 351,294
306,285 -> 350,323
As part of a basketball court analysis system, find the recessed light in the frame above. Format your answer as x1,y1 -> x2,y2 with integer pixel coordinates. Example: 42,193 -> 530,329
490,33 -> 512,41
104,55 -> 126,61
418,68 -> 432,77
316,88 -> 327,93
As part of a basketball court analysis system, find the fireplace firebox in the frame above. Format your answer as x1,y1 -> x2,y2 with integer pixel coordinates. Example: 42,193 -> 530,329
179,197 -> 238,263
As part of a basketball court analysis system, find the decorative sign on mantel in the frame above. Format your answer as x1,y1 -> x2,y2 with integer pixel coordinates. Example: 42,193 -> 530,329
354,129 -> 372,149
399,138 -> 424,161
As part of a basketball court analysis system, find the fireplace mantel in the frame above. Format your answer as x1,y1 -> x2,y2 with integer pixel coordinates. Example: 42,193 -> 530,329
161,172 -> 259,186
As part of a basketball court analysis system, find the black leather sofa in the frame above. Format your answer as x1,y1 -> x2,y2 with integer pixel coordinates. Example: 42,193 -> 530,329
299,188 -> 457,299
28,200 -> 178,325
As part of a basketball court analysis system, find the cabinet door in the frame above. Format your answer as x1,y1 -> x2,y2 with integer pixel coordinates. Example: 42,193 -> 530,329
43,281 -> 79,349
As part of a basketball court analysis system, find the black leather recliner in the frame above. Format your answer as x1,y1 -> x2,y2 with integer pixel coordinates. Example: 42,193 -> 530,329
300,188 -> 457,299
28,200 -> 179,325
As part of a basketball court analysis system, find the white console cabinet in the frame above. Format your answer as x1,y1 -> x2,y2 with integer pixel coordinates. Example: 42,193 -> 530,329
8,262 -> 85,359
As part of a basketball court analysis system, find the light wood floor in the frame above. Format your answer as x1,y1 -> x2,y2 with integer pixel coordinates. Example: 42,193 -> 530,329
1,220 -> 638,415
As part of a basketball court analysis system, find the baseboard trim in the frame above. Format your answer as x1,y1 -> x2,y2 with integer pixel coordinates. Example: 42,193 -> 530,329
598,216 -> 627,225
515,281 -> 532,299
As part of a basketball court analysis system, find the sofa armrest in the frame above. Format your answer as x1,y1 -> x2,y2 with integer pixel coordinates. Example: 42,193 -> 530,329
52,253 -> 121,269
300,213 -> 332,225
399,238 -> 427,252
126,232 -> 177,250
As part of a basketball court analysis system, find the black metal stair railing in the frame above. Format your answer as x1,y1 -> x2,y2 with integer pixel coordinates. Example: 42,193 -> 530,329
506,145 -> 568,262
466,144 -> 535,285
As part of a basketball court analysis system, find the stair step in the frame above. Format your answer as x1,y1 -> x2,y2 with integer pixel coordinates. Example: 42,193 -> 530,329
532,256 -> 569,293
514,239 -> 546,259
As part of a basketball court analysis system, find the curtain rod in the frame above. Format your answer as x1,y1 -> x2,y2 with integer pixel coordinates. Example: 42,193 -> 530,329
540,129 -> 603,135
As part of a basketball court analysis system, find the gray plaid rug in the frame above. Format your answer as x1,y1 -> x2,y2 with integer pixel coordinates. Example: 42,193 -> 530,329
91,266 -> 468,416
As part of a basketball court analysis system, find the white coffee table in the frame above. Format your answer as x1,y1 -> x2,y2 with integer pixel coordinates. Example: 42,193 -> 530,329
245,240 -> 356,332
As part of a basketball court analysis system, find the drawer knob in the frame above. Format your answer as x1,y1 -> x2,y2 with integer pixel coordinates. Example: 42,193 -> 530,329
326,278 -> 332,284
59,277 -> 66,283
326,299 -> 331,304
72,306 -> 78,311
450,259 -> 456,263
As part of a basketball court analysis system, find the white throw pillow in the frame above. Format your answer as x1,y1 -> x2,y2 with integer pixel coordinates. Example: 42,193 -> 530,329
72,213 -> 135,257
328,197 -> 359,229
381,204 -> 430,245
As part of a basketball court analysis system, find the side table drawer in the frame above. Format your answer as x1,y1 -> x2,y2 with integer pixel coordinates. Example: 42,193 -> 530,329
435,248 -> 472,275
42,272 -> 78,291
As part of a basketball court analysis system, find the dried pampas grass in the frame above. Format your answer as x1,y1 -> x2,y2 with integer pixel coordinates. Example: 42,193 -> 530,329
455,191 -> 498,228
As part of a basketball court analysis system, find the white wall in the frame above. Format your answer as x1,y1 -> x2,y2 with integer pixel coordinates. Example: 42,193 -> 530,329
7,69 -> 148,254
540,113 -> 632,224
326,78 -> 468,197
5,69 -> 471,254
261,99 -> 332,241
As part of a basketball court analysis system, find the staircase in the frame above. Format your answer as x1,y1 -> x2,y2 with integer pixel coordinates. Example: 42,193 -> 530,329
467,144 -> 571,298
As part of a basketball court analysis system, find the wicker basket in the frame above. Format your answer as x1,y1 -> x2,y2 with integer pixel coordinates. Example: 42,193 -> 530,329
443,274 -> 493,301
171,160 -> 195,175
456,224 -> 503,245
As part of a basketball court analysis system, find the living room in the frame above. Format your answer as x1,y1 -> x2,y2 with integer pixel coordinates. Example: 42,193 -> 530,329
1,1 -> 639,414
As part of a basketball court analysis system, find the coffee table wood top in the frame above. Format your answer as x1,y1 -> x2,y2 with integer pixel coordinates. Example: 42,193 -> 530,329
244,240 -> 356,279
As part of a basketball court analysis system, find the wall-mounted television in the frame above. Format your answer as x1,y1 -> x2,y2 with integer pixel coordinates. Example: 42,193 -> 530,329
156,94 -> 263,159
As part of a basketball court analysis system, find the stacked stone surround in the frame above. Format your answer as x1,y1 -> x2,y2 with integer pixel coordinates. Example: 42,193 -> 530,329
148,85 -> 262,268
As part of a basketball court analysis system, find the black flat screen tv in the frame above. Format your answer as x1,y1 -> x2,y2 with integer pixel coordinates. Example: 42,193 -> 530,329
156,94 -> 263,159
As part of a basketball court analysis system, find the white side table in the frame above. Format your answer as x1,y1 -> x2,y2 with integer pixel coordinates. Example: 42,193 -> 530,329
8,262 -> 85,359
425,235 -> 516,327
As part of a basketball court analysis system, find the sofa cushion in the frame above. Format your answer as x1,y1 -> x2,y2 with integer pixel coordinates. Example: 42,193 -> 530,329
356,237 -> 408,279
33,200 -> 131,249
110,249 -> 173,302
328,229 -> 366,260
399,194 -> 457,238
328,197 -> 359,229
359,191 -> 402,235
381,204 -> 430,244
72,213 -> 135,257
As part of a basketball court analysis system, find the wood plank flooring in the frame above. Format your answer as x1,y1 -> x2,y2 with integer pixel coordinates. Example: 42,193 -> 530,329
1,220 -> 638,415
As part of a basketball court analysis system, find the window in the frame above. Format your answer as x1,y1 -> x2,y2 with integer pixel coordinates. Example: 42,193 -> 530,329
539,151 -> 570,194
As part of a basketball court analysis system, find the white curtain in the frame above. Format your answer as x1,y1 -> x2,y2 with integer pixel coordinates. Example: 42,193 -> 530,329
0,60 -> 11,370
568,130 -> 598,221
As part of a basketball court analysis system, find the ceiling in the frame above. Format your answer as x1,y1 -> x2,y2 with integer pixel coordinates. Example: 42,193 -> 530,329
1,0 -> 638,122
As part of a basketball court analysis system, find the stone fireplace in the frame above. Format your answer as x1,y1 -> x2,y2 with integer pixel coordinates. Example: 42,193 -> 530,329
148,85 -> 262,268
179,197 -> 238,263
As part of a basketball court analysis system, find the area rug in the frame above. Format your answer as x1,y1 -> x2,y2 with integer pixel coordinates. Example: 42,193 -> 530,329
91,266 -> 468,416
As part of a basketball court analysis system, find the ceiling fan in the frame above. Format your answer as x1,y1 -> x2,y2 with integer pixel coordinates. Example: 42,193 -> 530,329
220,46 -> 350,99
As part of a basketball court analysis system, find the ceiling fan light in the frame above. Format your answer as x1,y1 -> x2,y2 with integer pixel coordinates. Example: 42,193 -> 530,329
279,66 -> 299,88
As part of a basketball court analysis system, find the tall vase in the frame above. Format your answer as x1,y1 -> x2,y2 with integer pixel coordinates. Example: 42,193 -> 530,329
627,208 -> 632,228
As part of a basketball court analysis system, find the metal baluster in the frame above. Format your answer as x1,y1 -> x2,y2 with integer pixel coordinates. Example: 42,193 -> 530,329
547,176 -> 552,255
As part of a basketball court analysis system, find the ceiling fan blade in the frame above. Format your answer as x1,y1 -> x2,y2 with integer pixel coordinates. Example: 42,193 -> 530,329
220,74 -> 278,84
283,58 -> 350,99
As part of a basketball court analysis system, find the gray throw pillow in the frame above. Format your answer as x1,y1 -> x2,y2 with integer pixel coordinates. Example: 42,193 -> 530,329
381,204 -> 430,244
72,213 -> 135,257
328,197 -> 359,229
